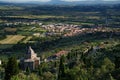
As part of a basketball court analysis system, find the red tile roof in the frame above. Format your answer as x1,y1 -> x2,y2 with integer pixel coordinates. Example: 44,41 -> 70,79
55,50 -> 68,57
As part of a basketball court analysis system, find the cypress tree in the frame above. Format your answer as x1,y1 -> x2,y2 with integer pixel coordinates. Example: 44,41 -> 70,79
4,57 -> 19,80
58,56 -> 65,80
26,66 -> 31,75
38,67 -> 42,76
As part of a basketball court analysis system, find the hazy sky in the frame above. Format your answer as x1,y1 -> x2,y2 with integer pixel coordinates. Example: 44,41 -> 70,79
0,0 -> 119,2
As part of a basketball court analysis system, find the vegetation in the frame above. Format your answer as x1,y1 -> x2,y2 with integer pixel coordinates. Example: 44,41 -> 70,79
4,57 -> 19,80
0,3 -> 120,80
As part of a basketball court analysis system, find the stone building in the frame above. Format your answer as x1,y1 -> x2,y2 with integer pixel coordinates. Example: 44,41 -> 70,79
20,46 -> 40,71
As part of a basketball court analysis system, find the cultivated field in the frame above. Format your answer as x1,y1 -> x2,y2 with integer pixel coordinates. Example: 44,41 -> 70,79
22,36 -> 32,43
0,35 -> 25,44
0,35 -> 25,49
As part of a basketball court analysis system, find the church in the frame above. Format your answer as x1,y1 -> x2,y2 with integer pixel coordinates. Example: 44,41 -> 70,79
20,46 -> 40,71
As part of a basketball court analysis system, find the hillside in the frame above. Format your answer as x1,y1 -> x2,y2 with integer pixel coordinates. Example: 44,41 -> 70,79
0,4 -> 120,80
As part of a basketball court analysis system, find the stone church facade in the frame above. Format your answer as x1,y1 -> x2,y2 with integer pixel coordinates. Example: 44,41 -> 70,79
20,46 -> 40,71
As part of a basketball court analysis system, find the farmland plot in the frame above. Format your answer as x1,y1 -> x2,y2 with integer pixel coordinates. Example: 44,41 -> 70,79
0,35 -> 25,49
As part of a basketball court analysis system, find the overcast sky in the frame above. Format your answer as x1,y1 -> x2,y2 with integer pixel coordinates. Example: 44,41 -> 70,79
0,0 -> 119,2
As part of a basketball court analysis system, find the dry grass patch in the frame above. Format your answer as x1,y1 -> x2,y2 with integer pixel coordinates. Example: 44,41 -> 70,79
0,35 -> 25,44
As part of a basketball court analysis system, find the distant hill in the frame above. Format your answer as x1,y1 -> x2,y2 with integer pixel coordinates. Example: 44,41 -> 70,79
0,1 -> 16,5
0,0 -> 120,5
25,0 -> 120,5
0,1 -> 10,5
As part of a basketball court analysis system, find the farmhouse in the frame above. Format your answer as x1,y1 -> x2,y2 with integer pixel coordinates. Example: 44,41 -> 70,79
20,46 -> 40,71
47,50 -> 68,61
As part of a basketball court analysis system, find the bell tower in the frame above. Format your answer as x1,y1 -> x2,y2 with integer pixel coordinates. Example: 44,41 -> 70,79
26,46 -> 37,59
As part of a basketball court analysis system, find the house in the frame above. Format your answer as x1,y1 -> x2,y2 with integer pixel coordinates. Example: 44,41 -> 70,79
55,50 -> 68,57
47,50 -> 68,61
20,46 -> 40,71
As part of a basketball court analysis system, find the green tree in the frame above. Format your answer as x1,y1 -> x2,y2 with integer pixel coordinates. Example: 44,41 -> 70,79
101,57 -> 115,73
109,74 -> 116,80
115,56 -> 120,69
67,53 -> 71,60
58,56 -> 65,80
11,73 -> 40,80
4,57 -> 19,80
26,67 -> 31,75
38,66 -> 43,76
65,67 -> 89,80
28,73 -> 40,80
43,72 -> 54,80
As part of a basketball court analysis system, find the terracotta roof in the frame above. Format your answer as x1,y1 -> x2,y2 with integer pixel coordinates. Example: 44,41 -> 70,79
54,50 -> 68,57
